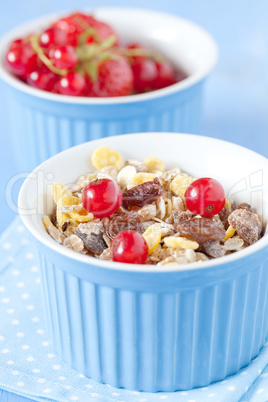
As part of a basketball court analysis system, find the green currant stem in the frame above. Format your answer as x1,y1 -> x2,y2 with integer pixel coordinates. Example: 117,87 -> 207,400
29,35 -> 68,76
119,48 -> 164,62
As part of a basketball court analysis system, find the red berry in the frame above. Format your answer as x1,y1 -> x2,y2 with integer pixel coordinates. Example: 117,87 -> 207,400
127,42 -> 145,63
49,45 -> 78,70
82,178 -> 122,218
40,28 -> 67,48
27,70 -> 56,91
111,230 -> 148,264
92,56 -> 133,97
132,58 -> 157,93
185,178 -> 226,217
153,61 -> 177,90
52,14 -> 84,46
85,16 -> 119,45
5,40 -> 35,77
57,72 -> 86,96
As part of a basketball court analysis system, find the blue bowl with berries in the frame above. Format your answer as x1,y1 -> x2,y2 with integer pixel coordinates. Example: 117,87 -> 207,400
19,132 -> 268,392
0,8 -> 218,171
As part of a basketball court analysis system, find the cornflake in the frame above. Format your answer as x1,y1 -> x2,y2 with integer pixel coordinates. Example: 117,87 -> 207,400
43,147 -> 264,267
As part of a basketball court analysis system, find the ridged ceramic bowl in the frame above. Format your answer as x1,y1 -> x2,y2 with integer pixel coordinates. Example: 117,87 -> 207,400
0,8 -> 218,172
18,133 -> 268,392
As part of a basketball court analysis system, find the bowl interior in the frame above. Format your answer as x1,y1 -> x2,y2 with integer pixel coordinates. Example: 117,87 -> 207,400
19,133 -> 268,272
0,8 -> 218,103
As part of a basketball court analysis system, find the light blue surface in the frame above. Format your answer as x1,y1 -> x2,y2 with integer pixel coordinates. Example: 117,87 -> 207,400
0,0 -> 268,234
1,217 -> 268,401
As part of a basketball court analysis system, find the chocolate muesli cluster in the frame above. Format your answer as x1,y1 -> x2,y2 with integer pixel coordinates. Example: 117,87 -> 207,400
43,146 -> 263,266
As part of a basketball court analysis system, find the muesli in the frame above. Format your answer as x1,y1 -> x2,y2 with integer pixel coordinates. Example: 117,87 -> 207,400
43,146 -> 263,266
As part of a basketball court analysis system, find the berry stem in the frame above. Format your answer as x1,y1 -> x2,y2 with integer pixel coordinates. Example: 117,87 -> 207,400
119,48 -> 164,62
29,35 -> 68,76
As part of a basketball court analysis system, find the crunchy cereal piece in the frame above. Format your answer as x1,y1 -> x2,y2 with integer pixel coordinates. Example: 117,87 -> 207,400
164,236 -> 199,250
123,177 -> 163,208
159,256 -> 188,266
170,173 -> 195,198
218,205 -> 230,229
156,197 -> 166,220
43,215 -> 64,244
52,183 -> 70,203
69,205 -> 94,223
91,146 -> 123,171
56,193 -> 81,228
202,240 -> 226,258
75,222 -> 107,255
127,172 -> 158,190
173,210 -> 194,232
163,197 -> 173,218
161,168 -> 181,189
97,165 -> 118,182
185,249 -> 196,263
228,209 -> 262,245
70,174 -> 96,192
196,252 -> 209,262
63,234 -> 84,252
99,248 -> 112,260
224,237 -> 244,251
117,165 -> 137,191
176,217 -> 225,244
103,233 -> 111,247
172,196 -> 185,212
143,157 -> 165,173
125,159 -> 148,172
224,225 -> 236,241
142,224 -> 162,255
105,211 -> 144,240
63,219 -> 79,236
137,204 -> 157,221
152,218 -> 174,236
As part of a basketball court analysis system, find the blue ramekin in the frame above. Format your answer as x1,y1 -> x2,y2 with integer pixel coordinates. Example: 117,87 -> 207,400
0,8 -> 218,172
18,133 -> 268,392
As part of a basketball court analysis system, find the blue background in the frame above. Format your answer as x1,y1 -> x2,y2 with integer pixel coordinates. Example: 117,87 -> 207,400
0,0 -> 268,235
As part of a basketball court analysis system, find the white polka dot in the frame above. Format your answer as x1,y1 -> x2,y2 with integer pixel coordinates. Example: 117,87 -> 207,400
31,266 -> 39,273
27,356 -> 35,362
6,360 -> 14,365
22,345 -> 29,350
17,382 -> 25,387
17,225 -> 25,232
0,336 -> 4,341
159,397 -> 168,400
112,392 -> 120,396
12,370 -> 20,375
70,398 -> 79,401
188,400 -> 196,402
16,282 -> 24,288
7,308 -> 14,314
17,332 -> 24,338
85,384 -> 93,388
37,378 -> 46,383
52,364 -> 61,370
59,376 -> 66,380
240,371 -> 248,375
64,385 -> 72,390
261,373 -> 268,377
132,391 -> 140,395
79,373 -> 85,378
228,386 -> 236,391
26,253 -> 34,260
11,270 -> 20,276
139,399 -> 147,402
43,389 -> 51,393
258,369 -> 262,375
245,386 -> 249,392
257,389 -> 264,394
2,242 -> 11,249
42,341 -> 49,346
12,319 -> 19,325
201,387 -> 208,391
37,329 -> 44,335
35,278 -> 41,284
208,394 -> 216,398
32,317 -> 40,323
0,286 -> 5,292
7,256 -> 15,263
179,392 -> 188,396
22,293 -> 30,299
1,348 -> 9,354
26,305 -> 34,310
90,394 -> 99,398
47,353 -> 55,358
2,298 -> 10,303
32,369 -> 40,373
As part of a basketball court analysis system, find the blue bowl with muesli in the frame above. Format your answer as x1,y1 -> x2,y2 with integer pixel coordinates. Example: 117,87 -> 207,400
18,132 -> 268,392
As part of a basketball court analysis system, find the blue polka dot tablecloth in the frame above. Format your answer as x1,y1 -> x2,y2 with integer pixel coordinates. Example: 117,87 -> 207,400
1,218 -> 268,402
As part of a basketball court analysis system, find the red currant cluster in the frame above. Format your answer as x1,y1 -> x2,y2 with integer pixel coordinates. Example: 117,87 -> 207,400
81,177 -> 225,265
5,12 -> 186,97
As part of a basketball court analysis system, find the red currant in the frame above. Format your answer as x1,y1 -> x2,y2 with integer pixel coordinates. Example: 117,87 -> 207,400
185,178 -> 226,217
27,70 -> 56,91
49,45 -> 78,70
5,40 -> 34,77
57,72 -> 86,96
111,230 -> 148,264
82,179 -> 122,218
132,57 -> 158,93
40,28 -> 67,48
153,61 -> 177,90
